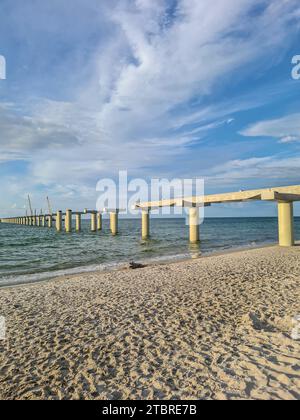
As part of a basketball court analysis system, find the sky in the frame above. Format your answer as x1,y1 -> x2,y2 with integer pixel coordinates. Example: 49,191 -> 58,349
1,0 -> 300,217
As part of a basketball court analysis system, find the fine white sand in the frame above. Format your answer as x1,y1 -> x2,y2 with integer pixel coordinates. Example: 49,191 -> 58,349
0,245 -> 299,400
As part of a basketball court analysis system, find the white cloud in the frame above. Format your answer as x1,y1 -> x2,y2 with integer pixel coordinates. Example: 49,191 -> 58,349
241,112 -> 300,143
280,136 -> 300,144
206,155 -> 300,188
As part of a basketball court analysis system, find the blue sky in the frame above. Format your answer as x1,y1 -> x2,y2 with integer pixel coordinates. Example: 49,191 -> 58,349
1,0 -> 300,217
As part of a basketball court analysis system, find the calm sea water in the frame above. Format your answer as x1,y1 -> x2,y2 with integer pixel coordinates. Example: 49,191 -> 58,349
0,217 -> 299,286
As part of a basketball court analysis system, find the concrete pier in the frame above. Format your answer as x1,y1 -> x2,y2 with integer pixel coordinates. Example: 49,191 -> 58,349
84,209 -> 98,232
91,213 -> 97,232
110,211 -> 118,236
2,185 -> 300,248
142,209 -> 150,240
75,213 -> 82,232
48,215 -> 53,228
278,201 -> 294,247
56,211 -> 62,232
136,185 -> 300,246
65,209 -> 72,233
189,207 -> 200,244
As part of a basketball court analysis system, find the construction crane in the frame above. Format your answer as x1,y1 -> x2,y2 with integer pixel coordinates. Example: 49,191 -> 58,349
27,195 -> 33,216
46,196 -> 52,215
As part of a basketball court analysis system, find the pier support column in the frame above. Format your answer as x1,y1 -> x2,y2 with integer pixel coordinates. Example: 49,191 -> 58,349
110,211 -> 118,236
278,201 -> 294,247
48,215 -> 53,228
75,214 -> 81,232
65,209 -> 72,233
91,213 -> 97,232
56,211 -> 62,232
97,212 -> 102,231
41,216 -> 46,228
142,209 -> 150,240
189,207 -> 200,244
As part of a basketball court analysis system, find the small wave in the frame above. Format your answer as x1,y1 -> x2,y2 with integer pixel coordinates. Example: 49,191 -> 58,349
0,261 -> 124,287
0,252 -> 193,287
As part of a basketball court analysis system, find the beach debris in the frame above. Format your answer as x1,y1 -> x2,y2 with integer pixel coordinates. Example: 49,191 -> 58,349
128,261 -> 146,270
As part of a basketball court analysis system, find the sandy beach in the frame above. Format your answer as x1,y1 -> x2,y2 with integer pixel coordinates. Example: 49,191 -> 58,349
0,245 -> 299,400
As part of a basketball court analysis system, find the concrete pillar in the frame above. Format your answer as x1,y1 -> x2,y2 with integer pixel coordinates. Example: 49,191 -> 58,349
56,211 -> 62,232
91,213 -> 97,232
97,212 -> 102,231
48,215 -> 53,228
189,207 -> 200,244
41,216 -> 46,228
65,209 -> 72,233
75,214 -> 81,232
110,211 -> 118,236
278,201 -> 294,247
142,209 -> 150,240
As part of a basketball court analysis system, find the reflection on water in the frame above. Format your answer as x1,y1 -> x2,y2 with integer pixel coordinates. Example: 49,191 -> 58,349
188,243 -> 201,259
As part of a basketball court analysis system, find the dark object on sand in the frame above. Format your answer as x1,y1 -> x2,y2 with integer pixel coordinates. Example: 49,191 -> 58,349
129,261 -> 146,270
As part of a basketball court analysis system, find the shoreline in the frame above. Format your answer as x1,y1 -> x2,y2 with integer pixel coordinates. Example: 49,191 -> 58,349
0,240 -> 280,290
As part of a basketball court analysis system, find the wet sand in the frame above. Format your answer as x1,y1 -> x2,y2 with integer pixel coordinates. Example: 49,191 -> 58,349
0,245 -> 299,400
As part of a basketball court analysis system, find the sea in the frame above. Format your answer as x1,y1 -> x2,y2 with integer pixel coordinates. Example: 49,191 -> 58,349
0,217 -> 299,287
